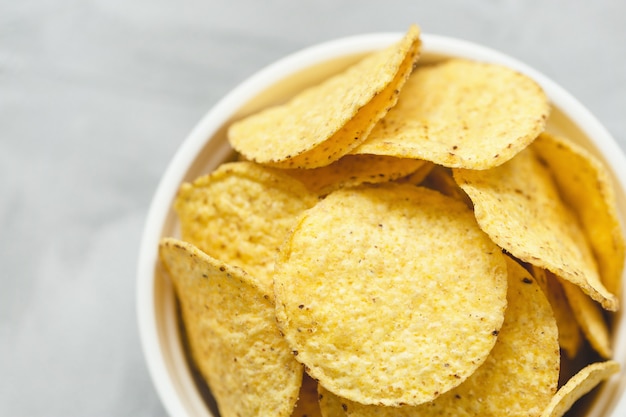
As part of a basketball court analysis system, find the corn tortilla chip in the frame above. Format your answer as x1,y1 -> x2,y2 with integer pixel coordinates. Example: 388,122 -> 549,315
174,161 -> 317,294
158,238 -> 303,417
274,184 -> 508,406
533,132 -> 625,297
560,279 -> 613,359
530,265 -> 583,359
228,25 -> 421,168
352,58 -> 549,169
311,257 -> 560,417
284,154 -> 427,195
541,360 -> 620,417
453,147 -> 618,311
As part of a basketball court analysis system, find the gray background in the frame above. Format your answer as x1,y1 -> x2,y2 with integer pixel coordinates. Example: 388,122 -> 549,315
1,0 -> 625,416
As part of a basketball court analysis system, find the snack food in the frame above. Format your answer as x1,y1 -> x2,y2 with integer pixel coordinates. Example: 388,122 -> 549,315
158,25 -> 618,415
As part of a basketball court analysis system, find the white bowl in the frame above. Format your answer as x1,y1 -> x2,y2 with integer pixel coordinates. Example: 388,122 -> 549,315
137,32 -> 626,417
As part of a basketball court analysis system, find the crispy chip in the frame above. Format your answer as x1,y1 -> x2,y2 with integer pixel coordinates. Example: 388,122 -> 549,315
174,161 -> 317,294
560,279 -> 613,359
158,238 -> 303,417
533,132 -> 625,297
284,154 -> 427,195
453,147 -> 619,311
228,26 -> 421,168
530,265 -> 583,359
352,58 -> 549,169
274,184 -> 508,406
311,257 -> 560,417
541,360 -> 620,417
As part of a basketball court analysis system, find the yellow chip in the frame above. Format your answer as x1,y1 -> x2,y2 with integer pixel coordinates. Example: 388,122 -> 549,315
158,238 -> 303,417
541,360 -> 620,417
228,25 -> 421,169
174,161 -> 317,294
284,154 -> 427,195
274,183 -> 508,406
533,132 -> 625,297
560,279 -> 613,359
530,266 -> 583,359
311,257 -> 560,417
352,58 -> 549,169
453,147 -> 619,311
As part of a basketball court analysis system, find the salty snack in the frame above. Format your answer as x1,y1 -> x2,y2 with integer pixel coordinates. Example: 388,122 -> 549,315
352,58 -> 550,169
228,25 -> 421,169
159,25 -> 623,417
315,257 -> 560,416
174,161 -> 317,294
453,146 -> 618,311
273,184 -> 508,406
159,238 -> 302,417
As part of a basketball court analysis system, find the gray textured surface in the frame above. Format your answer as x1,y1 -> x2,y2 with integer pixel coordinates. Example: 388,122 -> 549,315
1,0 -> 625,416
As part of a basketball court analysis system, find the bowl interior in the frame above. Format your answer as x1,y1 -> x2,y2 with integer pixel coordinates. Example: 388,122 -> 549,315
137,33 -> 626,417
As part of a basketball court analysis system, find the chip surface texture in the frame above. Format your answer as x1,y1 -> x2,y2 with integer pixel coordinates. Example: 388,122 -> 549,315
273,184 -> 508,406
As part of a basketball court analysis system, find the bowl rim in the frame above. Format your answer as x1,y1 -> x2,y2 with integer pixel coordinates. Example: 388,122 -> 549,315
136,31 -> 626,417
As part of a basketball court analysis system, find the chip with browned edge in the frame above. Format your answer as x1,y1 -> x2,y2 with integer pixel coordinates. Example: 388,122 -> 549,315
228,26 -> 421,169
274,183 -> 508,406
158,238 -> 303,417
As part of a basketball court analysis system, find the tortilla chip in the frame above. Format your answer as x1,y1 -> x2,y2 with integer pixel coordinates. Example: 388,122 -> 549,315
541,360 -> 620,417
530,265 -> 583,359
228,25 -> 421,168
159,238 -> 303,417
174,161 -> 317,294
561,279 -> 613,359
284,154 -> 427,195
352,58 -> 549,169
274,184 -> 508,406
454,147 -> 618,311
311,256 -> 560,417
533,132 -> 625,297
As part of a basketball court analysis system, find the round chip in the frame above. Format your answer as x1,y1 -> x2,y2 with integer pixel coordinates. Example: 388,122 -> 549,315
453,147 -> 619,311
310,257 -> 560,417
541,360 -> 620,417
351,58 -> 550,169
274,184 -> 508,406
228,25 -> 421,169
159,238 -> 303,417
174,161 -> 318,294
